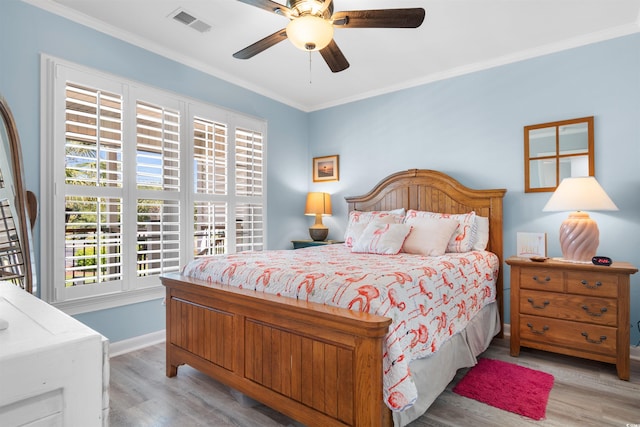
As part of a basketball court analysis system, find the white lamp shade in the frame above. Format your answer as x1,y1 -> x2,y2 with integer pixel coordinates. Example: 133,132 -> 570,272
286,15 -> 334,51
542,176 -> 618,212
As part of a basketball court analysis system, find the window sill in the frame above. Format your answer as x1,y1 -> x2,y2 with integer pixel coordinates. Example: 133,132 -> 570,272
51,285 -> 165,315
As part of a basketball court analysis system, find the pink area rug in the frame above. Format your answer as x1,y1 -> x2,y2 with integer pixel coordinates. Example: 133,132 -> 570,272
452,358 -> 554,420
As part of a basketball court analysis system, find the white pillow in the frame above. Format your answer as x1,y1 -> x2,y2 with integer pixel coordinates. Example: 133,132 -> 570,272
402,217 -> 459,256
472,216 -> 490,251
351,223 -> 412,255
387,208 -> 406,216
405,210 -> 477,253
344,211 -> 405,248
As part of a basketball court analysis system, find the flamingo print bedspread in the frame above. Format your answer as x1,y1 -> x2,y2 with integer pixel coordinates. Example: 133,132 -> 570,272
182,244 -> 499,412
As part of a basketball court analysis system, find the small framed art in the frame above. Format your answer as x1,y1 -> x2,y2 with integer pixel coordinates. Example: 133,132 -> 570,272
516,232 -> 547,258
313,155 -> 339,182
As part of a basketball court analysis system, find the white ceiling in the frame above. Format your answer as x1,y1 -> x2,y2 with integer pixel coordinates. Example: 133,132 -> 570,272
26,0 -> 640,112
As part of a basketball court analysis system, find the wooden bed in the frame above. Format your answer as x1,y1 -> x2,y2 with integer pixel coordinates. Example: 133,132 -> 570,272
160,169 -> 506,427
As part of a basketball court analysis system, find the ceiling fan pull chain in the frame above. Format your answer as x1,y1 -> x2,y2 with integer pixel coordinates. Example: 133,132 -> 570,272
309,51 -> 312,84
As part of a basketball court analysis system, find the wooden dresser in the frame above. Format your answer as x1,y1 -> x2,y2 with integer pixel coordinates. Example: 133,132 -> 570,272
506,256 -> 638,380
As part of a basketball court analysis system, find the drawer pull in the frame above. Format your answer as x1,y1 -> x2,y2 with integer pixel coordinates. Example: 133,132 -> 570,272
580,279 -> 602,289
532,275 -> 551,283
526,323 -> 549,335
581,332 -> 607,344
527,298 -> 549,309
581,305 -> 608,317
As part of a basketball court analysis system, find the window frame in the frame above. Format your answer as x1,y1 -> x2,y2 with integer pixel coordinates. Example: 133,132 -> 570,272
40,56 -> 267,314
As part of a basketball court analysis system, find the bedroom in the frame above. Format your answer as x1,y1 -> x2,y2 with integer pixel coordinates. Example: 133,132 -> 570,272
0,0 -> 639,425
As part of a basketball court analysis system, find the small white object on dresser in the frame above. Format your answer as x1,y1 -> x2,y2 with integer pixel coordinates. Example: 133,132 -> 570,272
0,281 -> 109,426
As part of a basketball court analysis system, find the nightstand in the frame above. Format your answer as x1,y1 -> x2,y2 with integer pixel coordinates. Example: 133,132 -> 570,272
506,256 -> 637,380
291,239 -> 343,249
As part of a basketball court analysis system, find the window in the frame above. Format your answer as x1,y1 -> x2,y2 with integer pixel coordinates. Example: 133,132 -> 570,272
41,56 -> 267,313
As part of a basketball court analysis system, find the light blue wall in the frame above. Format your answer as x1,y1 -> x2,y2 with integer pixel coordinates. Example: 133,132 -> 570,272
309,34 -> 640,346
0,0 -> 309,342
2,0 -> 639,347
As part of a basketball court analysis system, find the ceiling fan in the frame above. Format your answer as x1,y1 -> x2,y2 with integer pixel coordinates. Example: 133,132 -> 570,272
233,0 -> 426,73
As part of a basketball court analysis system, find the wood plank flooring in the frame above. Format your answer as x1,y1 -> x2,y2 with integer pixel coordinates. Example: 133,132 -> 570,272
108,338 -> 640,427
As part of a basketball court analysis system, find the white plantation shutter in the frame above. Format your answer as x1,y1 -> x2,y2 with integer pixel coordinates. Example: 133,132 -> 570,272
234,127 -> 264,252
194,117 -> 227,195
136,101 -> 180,192
65,83 -> 122,188
64,196 -> 122,286
135,101 -> 181,277
192,116 -> 229,257
64,84 -> 124,288
193,201 -> 227,256
191,116 -> 266,257
235,128 -> 263,197
44,58 -> 267,309
136,199 -> 180,276
235,203 -> 263,252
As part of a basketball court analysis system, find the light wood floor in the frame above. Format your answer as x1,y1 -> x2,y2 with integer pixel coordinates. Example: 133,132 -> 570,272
108,338 -> 640,427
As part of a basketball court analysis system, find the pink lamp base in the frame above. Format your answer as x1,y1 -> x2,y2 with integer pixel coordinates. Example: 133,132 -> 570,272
558,211 -> 599,263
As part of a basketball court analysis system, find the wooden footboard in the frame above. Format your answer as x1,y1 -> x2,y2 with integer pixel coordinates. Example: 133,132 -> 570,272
162,273 -> 393,427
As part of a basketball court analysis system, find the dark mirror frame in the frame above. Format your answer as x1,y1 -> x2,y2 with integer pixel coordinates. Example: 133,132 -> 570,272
524,116 -> 594,193
0,95 -> 35,293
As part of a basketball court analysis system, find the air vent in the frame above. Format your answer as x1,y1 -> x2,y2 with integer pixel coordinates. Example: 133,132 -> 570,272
169,8 -> 212,33
173,11 -> 196,25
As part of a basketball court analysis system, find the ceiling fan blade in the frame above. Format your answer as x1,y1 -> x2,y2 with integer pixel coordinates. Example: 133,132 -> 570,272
332,8 -> 425,28
233,29 -> 288,59
319,0 -> 333,15
236,0 -> 292,19
320,39 -> 350,73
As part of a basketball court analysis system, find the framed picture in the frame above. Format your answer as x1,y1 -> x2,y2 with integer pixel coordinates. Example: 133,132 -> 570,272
313,155 -> 339,182
516,232 -> 547,258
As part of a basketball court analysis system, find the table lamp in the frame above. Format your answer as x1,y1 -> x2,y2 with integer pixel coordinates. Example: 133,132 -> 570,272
305,192 -> 332,241
542,176 -> 618,263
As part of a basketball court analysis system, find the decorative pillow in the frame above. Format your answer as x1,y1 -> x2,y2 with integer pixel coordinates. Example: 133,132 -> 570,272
405,210 -> 477,253
472,215 -> 490,251
351,223 -> 412,255
402,217 -> 458,256
344,211 -> 405,247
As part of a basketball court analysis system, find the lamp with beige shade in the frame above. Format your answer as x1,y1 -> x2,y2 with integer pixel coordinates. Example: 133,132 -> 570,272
542,176 -> 618,263
305,192 -> 331,241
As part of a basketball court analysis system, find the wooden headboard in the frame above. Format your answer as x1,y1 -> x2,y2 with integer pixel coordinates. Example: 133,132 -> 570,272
345,169 -> 507,333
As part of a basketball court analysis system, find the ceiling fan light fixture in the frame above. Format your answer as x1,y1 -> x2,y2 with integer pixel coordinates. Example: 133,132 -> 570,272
286,15 -> 334,51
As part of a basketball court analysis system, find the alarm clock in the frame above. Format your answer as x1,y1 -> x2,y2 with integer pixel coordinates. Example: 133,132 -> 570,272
592,256 -> 612,266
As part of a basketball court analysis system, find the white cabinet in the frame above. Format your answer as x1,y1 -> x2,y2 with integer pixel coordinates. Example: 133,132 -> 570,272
0,282 -> 109,426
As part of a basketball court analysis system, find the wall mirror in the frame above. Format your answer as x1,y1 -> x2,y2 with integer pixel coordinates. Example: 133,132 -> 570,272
0,95 -> 36,293
524,116 -> 594,193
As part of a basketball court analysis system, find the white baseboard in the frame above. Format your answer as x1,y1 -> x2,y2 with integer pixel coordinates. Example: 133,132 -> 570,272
109,329 -> 166,358
502,323 -> 640,362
